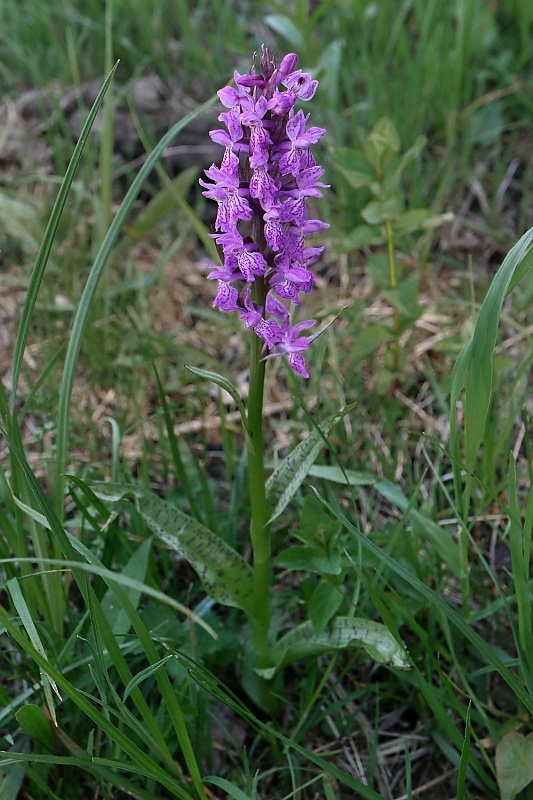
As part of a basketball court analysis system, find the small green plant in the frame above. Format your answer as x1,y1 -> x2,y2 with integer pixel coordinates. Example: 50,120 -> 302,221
333,117 -> 452,386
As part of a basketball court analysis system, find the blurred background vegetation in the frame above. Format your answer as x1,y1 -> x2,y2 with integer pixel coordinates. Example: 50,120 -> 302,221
2,1 -> 533,798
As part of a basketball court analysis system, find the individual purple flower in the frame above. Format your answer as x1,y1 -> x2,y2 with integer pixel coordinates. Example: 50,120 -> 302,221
267,59 -> 317,113
282,70 -> 319,101
238,288 -> 263,329
218,78 -> 249,109
274,53 -> 298,85
273,110 -> 326,176
255,317 -> 282,349
285,219 -> 329,261
214,230 -> 267,282
249,164 -> 278,207
199,46 -> 328,377
213,281 -> 239,313
263,204 -> 285,250
212,108 -> 244,145
270,257 -> 316,304
264,316 -> 316,379
199,156 -> 252,231
240,95 -> 272,161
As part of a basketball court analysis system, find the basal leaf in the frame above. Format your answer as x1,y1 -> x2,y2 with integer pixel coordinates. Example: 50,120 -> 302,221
136,491 -> 255,617
257,616 -> 410,678
88,480 -> 254,616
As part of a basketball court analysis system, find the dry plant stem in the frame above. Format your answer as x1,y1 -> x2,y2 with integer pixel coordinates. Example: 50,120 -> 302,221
247,279 -> 272,672
386,219 -> 400,373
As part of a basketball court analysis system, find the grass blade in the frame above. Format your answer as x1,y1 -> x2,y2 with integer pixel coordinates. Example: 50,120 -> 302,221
53,94 -> 216,517
10,63 -> 118,406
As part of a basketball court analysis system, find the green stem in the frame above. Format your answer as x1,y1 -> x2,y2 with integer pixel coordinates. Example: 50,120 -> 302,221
385,219 -> 400,373
247,281 -> 271,671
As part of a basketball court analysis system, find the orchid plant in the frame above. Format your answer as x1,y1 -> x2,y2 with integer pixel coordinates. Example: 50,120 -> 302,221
91,48 -> 409,711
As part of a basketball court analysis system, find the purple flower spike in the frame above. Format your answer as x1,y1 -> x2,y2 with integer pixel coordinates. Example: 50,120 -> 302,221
199,47 -> 327,377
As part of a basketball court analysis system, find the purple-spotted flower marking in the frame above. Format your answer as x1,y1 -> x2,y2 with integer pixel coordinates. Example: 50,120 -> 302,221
200,47 -> 328,378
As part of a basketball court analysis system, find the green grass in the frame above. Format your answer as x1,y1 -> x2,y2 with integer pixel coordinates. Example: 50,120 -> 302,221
1,1 -> 533,798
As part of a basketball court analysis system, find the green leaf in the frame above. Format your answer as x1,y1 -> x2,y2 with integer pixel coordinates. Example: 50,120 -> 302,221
388,134 -> 427,188
393,209 -> 454,235
333,225 -> 383,254
0,193 -> 42,241
276,546 -> 318,572
257,616 -> 410,678
276,546 -> 342,575
457,703 -> 472,800
322,774 -> 339,800
307,465 -> 375,486
85,480 -> 138,503
264,13 -> 306,50
349,324 -> 392,362
0,759 -> 25,800
331,148 -> 380,192
185,365 -> 250,448
53,92 -> 217,517
11,63 -> 118,405
133,490 -> 255,616
99,539 -> 151,636
0,607 -> 196,800
496,732 -> 533,800
123,656 -> 174,702
451,225 -> 533,476
361,197 -> 402,225
7,579 -> 61,726
363,117 -> 401,175
308,582 -> 344,633
15,705 -> 55,751
312,552 -> 343,575
382,276 -> 421,326
366,251 -> 394,289
121,166 -> 199,241
266,405 -> 355,524
204,776 -> 254,800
